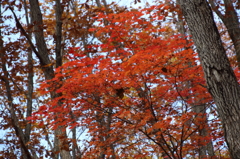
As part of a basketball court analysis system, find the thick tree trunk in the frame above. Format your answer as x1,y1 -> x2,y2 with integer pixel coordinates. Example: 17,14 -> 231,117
175,1 -> 215,157
179,1 -> 240,158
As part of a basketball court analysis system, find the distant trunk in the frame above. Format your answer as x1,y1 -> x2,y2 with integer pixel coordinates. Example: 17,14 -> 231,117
23,0 -> 33,147
192,104 -> 215,158
94,1 -> 116,158
179,0 -> 240,158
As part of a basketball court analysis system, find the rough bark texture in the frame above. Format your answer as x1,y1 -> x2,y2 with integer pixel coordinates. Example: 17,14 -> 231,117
175,1 -> 215,157
179,1 -> 240,158
209,0 -> 240,69
29,0 -> 54,80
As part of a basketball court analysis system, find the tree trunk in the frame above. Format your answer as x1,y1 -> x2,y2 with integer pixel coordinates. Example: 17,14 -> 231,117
23,0 -> 33,146
192,104 -> 215,158
29,0 -> 71,158
0,34 -> 32,159
179,1 -> 240,158
175,1 -> 215,157
0,5 -> 32,159
209,0 -> 240,69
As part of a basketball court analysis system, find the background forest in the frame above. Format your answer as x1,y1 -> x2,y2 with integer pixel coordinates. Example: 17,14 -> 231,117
0,0 -> 240,158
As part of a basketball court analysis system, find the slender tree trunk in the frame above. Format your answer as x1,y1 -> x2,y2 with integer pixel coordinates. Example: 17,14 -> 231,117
55,0 -> 63,68
106,107 -> 116,159
23,0 -> 33,146
24,1 -> 37,158
209,0 -> 240,69
179,1 -> 240,158
0,5 -> 32,159
93,1 -> 116,158
192,104 -> 215,158
28,0 -> 71,158
0,31 -> 32,159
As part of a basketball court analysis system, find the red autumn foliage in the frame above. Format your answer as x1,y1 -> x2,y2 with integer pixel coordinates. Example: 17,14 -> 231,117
31,5 -> 229,158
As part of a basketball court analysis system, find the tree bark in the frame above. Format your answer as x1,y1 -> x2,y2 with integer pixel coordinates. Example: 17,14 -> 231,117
209,0 -> 240,69
29,0 -> 71,158
23,0 -> 33,146
55,0 -> 63,68
179,1 -> 240,158
175,1 -> 215,157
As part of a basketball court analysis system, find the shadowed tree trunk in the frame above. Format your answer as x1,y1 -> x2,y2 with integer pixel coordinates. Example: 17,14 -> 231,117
179,0 -> 240,158
209,0 -> 240,69
23,0 -> 33,148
